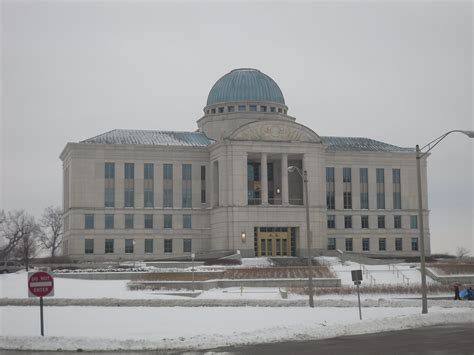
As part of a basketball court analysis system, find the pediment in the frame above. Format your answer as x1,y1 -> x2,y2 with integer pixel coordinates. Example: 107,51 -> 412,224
229,120 -> 321,143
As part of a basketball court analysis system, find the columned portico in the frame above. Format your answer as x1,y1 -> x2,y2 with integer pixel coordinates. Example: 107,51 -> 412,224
261,153 -> 268,205
281,153 -> 289,205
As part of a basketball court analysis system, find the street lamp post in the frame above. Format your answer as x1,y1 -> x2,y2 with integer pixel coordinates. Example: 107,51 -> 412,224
288,166 -> 315,308
191,253 -> 195,293
416,130 -> 473,314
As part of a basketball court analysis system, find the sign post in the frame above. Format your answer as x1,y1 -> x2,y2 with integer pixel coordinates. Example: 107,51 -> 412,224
28,271 -> 54,336
351,269 -> 363,320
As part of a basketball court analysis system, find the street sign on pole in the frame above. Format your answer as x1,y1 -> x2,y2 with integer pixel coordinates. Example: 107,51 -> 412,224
28,271 -> 54,336
351,269 -> 363,320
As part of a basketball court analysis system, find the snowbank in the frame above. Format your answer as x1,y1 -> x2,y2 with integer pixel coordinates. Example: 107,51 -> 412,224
0,306 -> 472,351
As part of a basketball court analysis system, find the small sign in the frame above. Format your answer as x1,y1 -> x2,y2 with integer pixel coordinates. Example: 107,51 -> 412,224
28,271 -> 54,298
351,269 -> 363,282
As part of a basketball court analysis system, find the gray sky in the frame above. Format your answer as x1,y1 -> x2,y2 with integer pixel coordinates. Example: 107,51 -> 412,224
1,0 -> 472,255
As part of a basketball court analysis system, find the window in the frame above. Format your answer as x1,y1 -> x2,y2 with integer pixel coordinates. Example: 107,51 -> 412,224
85,214 -> 94,229
211,108 -> 216,114
395,238 -> 403,251
145,239 -> 153,254
360,168 -> 368,209
163,164 -> 173,207
376,168 -> 385,209
249,105 -> 257,111
144,214 -> 153,229
411,238 -> 418,251
362,238 -> 370,251
164,239 -> 173,253
327,238 -> 336,250
410,215 -> 418,229
394,215 -> 402,229
393,169 -> 401,209
144,163 -> 154,208
326,167 -> 335,209
343,168 -> 352,209
124,163 -> 135,207
379,238 -> 386,251
85,239 -> 94,254
104,163 -> 115,207
183,214 -> 192,229
218,107 -> 224,113
105,214 -> 114,229
361,215 -> 369,229
125,239 -> 134,253
378,215 -> 385,229
201,166 -> 206,204
182,164 -> 192,208
164,214 -> 172,229
125,214 -> 134,229
183,239 -> 192,253
344,215 -> 352,229
327,215 -> 335,229
278,108 -> 282,113
227,106 -> 234,112
345,238 -> 353,252
270,107 -> 276,112
105,239 -> 114,253
260,105 -> 267,112
238,105 -> 246,111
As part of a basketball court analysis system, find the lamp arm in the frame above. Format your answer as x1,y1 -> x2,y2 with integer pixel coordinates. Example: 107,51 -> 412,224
418,130 -> 468,159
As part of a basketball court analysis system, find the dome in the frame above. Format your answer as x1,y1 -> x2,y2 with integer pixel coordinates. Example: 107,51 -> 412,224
206,68 -> 285,106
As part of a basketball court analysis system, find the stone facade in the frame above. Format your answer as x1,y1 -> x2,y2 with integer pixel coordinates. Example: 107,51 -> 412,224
60,68 -> 430,260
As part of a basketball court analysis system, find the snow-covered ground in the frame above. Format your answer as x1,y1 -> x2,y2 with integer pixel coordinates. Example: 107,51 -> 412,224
1,306 -> 473,351
316,256 -> 435,286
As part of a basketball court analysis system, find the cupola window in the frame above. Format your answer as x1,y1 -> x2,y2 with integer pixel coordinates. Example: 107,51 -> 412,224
238,105 -> 246,111
228,106 -> 235,112
218,107 -> 224,113
249,105 -> 257,111
270,107 -> 276,112
260,106 -> 267,112
211,108 -> 216,114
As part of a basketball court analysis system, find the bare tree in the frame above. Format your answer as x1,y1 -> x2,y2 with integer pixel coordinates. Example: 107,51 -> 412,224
0,210 -> 38,262
13,223 -> 41,271
456,247 -> 470,259
39,206 -> 63,258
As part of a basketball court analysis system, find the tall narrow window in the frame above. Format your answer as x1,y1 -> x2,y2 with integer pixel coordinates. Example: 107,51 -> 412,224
145,239 -> 153,254
125,239 -> 134,253
183,214 -> 192,229
410,215 -> 418,229
379,238 -> 386,251
345,238 -> 353,251
163,164 -> 173,207
182,164 -> 192,208
326,167 -> 335,209
125,214 -> 134,229
144,163 -> 154,207
124,163 -> 135,207
164,214 -> 172,229
183,239 -> 192,253
394,215 -> 402,229
104,163 -> 115,207
201,166 -> 206,204
327,238 -> 336,250
361,215 -> 369,229
85,214 -> 94,229
327,215 -> 335,229
376,168 -> 385,209
343,168 -> 352,209
411,238 -> 419,251
395,238 -> 403,251
360,168 -> 368,209
164,239 -> 173,253
362,238 -> 370,251
105,214 -> 114,229
393,169 -> 401,209
85,239 -> 94,254
344,215 -> 352,228
144,214 -> 153,229
378,215 -> 385,229
105,239 -> 114,253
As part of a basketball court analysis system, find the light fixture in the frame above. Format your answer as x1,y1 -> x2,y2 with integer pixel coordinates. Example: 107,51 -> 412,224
240,232 -> 247,242
276,187 -> 281,194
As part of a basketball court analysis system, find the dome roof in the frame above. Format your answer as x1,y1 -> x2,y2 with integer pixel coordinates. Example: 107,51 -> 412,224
206,68 -> 285,106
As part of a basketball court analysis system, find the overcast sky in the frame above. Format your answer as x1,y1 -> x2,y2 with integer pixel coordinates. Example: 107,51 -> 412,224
1,0 -> 472,255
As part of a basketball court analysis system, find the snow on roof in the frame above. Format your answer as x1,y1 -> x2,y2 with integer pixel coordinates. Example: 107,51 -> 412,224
321,136 -> 414,153
80,129 -> 214,147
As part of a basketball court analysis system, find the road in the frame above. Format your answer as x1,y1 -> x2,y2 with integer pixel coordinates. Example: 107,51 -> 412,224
1,324 -> 473,354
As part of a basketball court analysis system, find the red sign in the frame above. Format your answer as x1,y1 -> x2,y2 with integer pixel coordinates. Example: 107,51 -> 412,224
28,271 -> 54,298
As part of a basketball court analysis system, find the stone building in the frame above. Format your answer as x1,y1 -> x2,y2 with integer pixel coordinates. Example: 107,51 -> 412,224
60,68 -> 430,260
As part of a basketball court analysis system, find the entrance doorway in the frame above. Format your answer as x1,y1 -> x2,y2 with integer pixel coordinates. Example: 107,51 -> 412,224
256,227 -> 291,257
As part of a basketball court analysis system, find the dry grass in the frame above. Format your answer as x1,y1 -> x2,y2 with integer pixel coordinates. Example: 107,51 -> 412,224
430,263 -> 474,275
289,284 -> 453,296
134,267 -> 335,282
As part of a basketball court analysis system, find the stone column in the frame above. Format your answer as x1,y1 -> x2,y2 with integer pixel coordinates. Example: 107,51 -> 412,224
261,153 -> 268,205
281,153 -> 289,205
